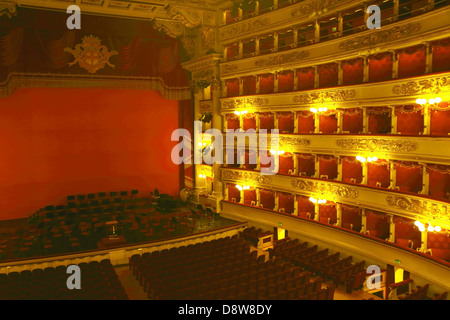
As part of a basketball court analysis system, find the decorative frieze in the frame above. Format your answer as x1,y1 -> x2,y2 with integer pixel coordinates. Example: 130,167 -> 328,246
254,51 -> 310,68
293,89 -> 356,104
222,97 -> 270,109
0,0 -> 16,18
220,17 -> 271,39
291,179 -> 359,199
291,0 -> 339,17
279,137 -> 311,148
386,195 -> 450,223
339,23 -> 422,51
336,139 -> 418,152
392,76 -> 450,95
222,169 -> 273,184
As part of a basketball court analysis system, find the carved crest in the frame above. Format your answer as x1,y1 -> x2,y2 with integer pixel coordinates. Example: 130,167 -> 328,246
64,35 -> 118,74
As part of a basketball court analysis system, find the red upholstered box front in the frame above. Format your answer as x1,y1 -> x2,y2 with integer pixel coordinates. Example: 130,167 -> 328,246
278,193 -> 294,214
260,189 -> 275,210
228,185 -> 240,202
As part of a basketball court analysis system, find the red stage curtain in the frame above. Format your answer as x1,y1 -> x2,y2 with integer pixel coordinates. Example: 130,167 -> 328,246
259,73 -> 274,94
319,110 -> 338,134
430,102 -> 450,136
368,107 -> 391,134
394,216 -> 421,250
297,195 -> 315,219
243,189 -> 257,206
395,161 -> 423,193
279,192 -> 295,214
35,29 -> 76,69
341,108 -> 363,133
297,111 -> 315,134
319,203 -> 337,225
319,155 -> 338,180
432,37 -> 450,73
398,45 -> 426,78
298,154 -> 315,177
297,67 -> 315,91
341,204 -> 362,232
342,156 -> 363,183
366,210 -> 390,240
368,52 -> 392,82
396,105 -> 424,135
243,113 -> 256,131
318,63 -> 338,88
368,159 -> 390,188
260,189 -> 275,209
428,165 -> 450,200
258,112 -> 274,131
242,76 -> 257,96
279,154 -> 294,175
226,78 -> 240,97
228,184 -> 241,202
277,112 -> 295,133
278,70 -> 294,93
342,58 -> 364,85
226,113 -> 240,131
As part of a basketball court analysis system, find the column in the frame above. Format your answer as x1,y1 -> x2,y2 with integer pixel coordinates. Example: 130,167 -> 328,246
274,72 -> 279,93
425,42 -> 433,74
274,191 -> 279,211
274,33 -> 279,52
238,41 -> 243,59
293,154 -> 299,175
337,110 -> 343,134
419,230 -> 428,253
362,161 -> 368,185
212,74 -> 224,201
391,50 -> 399,79
420,163 -> 430,195
362,107 -> 369,134
274,112 -> 279,130
293,199 -> 299,216
314,20 -> 320,43
389,160 -> 397,189
256,188 -> 261,207
314,203 -> 320,221
256,113 -> 261,131
314,155 -> 320,178
363,56 -> 369,83
361,208 -> 367,234
393,0 -> 400,22
225,183 -> 229,201
293,28 -> 299,47
239,77 -> 244,96
222,80 -> 227,97
274,0 -> 278,10
294,111 -> 299,134
224,47 -> 228,62
391,106 -> 398,134
294,69 -> 299,91
256,75 -> 261,94
389,214 -> 395,242
337,61 -> 343,86
314,65 -> 319,88
239,187 -> 244,204
337,12 -> 344,37
255,37 -> 260,55
255,0 -> 260,15
336,203 -> 342,227
314,113 -> 320,133
423,105 -> 431,135
337,156 -> 343,181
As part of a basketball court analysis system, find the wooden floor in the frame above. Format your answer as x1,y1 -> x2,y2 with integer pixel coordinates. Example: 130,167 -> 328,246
114,246 -> 381,300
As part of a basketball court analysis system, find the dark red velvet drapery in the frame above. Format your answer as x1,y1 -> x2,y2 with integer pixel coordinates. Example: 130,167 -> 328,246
278,70 -> 294,93
279,154 -> 294,175
432,37 -> 450,73
243,113 -> 256,131
368,160 -> 390,188
396,105 -> 424,135
366,210 -> 390,240
342,156 -> 363,183
258,112 -> 274,131
242,76 -> 257,96
341,108 -> 363,133
226,78 -> 240,97
279,192 -> 295,214
341,204 -> 362,232
428,165 -> 450,200
319,111 -> 338,134
260,189 -> 275,209
297,111 -> 315,134
228,184 -> 241,202
395,161 -> 423,193
319,155 -> 338,179
368,52 -> 392,82
226,113 -> 240,131
430,102 -> 450,136
297,195 -> 315,219
319,203 -> 337,225
297,67 -> 315,91
298,154 -> 316,177
243,189 -> 257,206
259,73 -> 274,94
394,216 -> 421,250
368,107 -> 391,134
277,112 -> 295,133
342,58 -> 364,85
318,63 -> 338,88
398,45 -> 426,78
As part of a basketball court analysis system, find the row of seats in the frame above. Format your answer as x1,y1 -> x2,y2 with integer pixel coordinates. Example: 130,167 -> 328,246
0,259 -> 128,300
239,226 -> 272,247
130,235 -> 336,300
269,237 -> 367,291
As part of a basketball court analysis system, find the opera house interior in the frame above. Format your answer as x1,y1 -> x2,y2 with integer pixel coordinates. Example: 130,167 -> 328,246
0,0 -> 449,301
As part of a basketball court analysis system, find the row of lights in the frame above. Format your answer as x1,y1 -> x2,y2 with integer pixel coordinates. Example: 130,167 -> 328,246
356,155 -> 378,163
414,221 -> 442,232
270,149 -> 286,155
236,185 -> 251,191
234,110 -> 249,116
309,197 -> 327,204
310,107 -> 328,114
416,97 -> 442,106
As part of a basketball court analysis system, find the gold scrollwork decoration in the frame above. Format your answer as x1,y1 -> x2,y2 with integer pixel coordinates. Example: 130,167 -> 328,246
291,179 -> 359,199
336,139 -> 418,152
293,89 -> 356,104
222,97 -> 269,109
254,51 -> 310,68
222,169 -> 273,185
392,77 -> 450,95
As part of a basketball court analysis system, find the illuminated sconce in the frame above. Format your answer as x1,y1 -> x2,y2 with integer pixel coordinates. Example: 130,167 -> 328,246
415,221 -> 442,233
416,97 -> 442,106
309,197 -> 327,204
310,107 -> 328,114
198,174 -> 207,179
234,110 -> 248,116
270,149 -> 285,155
236,184 -> 250,191
356,155 -> 378,163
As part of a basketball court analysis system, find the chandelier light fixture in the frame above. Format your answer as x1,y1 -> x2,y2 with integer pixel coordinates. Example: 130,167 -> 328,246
416,97 -> 442,106
415,221 -> 442,232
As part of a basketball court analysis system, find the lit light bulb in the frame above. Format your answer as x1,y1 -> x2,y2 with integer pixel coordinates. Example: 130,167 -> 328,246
414,221 -> 421,227
372,156 -> 378,161
310,108 -> 318,113
270,149 -> 276,155
429,99 -> 435,105
435,226 -> 441,232
419,225 -> 426,232
435,97 -> 442,104
242,110 -> 248,114
234,111 -> 241,115
309,197 -> 317,204
322,107 -> 328,112
236,185 -> 242,191
428,225 -> 434,232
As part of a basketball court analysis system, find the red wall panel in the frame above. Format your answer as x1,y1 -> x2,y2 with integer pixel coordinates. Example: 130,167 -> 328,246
0,87 -> 180,220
